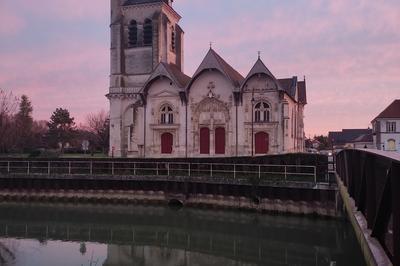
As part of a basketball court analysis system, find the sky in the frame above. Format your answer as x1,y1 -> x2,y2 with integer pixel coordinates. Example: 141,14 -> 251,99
0,0 -> 399,136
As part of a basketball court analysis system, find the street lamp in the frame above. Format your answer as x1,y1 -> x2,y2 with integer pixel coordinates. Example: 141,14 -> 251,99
251,88 -> 255,157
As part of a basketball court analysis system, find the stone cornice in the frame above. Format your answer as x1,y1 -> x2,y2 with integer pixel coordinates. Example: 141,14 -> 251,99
109,87 -> 142,94
122,2 -> 181,21
106,92 -> 140,100
150,124 -> 180,130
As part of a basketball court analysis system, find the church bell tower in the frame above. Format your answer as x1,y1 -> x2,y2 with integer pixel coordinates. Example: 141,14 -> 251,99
110,0 -> 184,90
108,0 -> 184,157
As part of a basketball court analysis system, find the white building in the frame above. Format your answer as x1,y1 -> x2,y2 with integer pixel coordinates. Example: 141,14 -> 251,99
107,0 -> 307,158
372,99 -> 400,152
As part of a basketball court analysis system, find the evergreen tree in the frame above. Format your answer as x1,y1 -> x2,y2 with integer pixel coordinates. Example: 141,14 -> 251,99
47,108 -> 76,152
15,95 -> 33,151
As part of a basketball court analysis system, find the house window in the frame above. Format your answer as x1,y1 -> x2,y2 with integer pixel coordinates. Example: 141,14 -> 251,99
161,105 -> 173,124
143,19 -> 153,46
254,102 -> 270,122
128,20 -> 138,47
386,122 -> 396,132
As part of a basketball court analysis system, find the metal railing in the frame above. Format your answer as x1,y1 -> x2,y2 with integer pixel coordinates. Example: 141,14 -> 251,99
336,149 -> 399,265
0,160 -> 318,184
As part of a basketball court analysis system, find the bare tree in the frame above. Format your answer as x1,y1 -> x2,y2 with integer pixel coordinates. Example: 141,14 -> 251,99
0,89 -> 19,153
84,110 -> 110,153
0,241 -> 17,264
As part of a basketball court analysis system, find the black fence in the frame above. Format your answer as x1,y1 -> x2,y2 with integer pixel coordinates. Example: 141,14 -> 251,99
0,153 -> 329,183
336,149 -> 399,265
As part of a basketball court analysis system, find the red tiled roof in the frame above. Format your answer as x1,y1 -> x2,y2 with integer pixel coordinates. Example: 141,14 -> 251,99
373,100 -> 400,120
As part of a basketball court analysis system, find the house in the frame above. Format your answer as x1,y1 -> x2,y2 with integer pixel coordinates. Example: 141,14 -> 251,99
372,100 -> 400,152
328,129 -> 373,149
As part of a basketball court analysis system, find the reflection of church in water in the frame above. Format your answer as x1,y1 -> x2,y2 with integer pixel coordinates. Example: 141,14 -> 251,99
108,0 -> 307,158
103,245 -> 254,266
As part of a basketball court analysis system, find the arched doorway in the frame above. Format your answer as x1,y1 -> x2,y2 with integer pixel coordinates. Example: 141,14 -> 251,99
388,139 -> 396,151
215,127 -> 226,154
255,132 -> 269,154
200,127 -> 210,154
161,133 -> 173,154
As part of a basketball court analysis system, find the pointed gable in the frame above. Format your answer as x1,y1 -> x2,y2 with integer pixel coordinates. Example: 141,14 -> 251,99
241,58 -> 281,91
245,58 -> 276,80
189,49 -> 244,89
142,62 -> 191,94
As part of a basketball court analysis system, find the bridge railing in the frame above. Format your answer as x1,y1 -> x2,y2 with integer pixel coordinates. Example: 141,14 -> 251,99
0,160 -> 318,184
336,149 -> 400,265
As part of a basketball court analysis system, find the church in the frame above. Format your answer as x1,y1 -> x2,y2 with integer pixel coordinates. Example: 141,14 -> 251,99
107,0 -> 307,158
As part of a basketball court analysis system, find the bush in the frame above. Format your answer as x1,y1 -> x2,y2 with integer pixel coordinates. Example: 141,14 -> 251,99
28,149 -> 42,158
28,149 -> 60,158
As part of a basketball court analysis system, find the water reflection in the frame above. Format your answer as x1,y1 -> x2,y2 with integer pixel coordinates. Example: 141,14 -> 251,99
0,202 -> 365,266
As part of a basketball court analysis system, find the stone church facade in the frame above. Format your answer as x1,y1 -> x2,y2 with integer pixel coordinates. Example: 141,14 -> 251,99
108,0 -> 307,158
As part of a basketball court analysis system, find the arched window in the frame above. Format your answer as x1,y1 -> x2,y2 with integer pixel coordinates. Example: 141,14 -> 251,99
161,105 -> 173,124
254,102 -> 270,122
143,19 -> 153,46
171,26 -> 176,51
128,20 -> 138,47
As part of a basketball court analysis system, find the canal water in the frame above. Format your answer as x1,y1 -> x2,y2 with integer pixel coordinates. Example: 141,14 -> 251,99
0,202 -> 365,266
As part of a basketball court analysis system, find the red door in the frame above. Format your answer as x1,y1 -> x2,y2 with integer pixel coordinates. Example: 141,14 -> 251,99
200,127 -> 210,154
215,127 -> 225,154
161,133 -> 173,154
255,132 -> 269,154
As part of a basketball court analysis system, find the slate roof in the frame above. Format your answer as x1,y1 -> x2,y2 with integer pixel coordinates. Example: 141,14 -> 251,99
353,134 -> 374,143
143,62 -> 191,92
328,129 -> 373,145
373,99 -> 400,121
166,63 -> 191,87
298,81 -> 307,104
123,0 -> 169,6
244,58 -> 276,80
278,78 -> 297,100
190,49 -> 244,88
241,58 -> 286,91
276,77 -> 307,104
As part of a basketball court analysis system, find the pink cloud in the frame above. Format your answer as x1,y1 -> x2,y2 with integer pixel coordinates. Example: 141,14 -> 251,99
0,5 -> 25,36
14,0 -> 108,21
0,39 -> 109,123
1,0 -> 399,136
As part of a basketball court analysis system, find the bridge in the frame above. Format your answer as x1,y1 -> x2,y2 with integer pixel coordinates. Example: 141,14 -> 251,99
0,155 -> 337,216
336,149 -> 399,266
